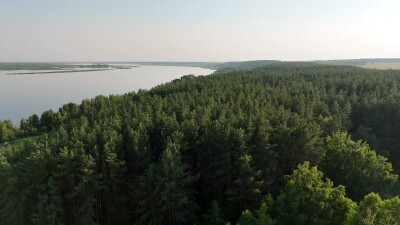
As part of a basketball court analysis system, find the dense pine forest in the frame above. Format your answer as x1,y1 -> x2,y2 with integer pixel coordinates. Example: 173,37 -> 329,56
1,63 -> 400,224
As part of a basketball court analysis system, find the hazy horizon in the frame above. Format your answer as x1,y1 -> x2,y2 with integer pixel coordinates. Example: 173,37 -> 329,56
3,58 -> 400,63
1,0 -> 399,62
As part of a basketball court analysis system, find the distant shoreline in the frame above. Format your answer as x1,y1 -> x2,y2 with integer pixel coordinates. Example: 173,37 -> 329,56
6,68 -> 116,75
0,63 -> 138,75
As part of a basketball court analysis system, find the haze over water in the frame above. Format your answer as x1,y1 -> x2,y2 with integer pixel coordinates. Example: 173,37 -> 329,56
0,65 -> 214,124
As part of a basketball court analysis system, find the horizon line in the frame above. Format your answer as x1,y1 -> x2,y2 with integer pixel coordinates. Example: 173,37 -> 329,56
1,57 -> 400,64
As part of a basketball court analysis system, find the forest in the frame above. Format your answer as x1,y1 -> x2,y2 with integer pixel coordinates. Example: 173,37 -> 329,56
1,63 -> 400,224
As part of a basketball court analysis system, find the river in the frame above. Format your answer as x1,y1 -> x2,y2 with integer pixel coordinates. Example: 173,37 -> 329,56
0,65 -> 214,125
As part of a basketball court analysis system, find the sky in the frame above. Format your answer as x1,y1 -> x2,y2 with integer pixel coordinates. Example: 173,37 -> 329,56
0,0 -> 399,62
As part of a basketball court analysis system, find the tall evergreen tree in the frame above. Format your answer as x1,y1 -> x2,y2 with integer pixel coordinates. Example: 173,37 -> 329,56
159,141 -> 199,225
226,154 -> 263,219
203,200 -> 226,225
133,163 -> 164,225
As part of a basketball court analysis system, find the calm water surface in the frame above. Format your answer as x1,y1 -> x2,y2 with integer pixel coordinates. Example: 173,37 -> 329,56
0,65 -> 214,124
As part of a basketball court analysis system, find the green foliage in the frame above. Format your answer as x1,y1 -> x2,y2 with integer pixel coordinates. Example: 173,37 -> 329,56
321,132 -> 398,200
270,116 -> 323,188
274,162 -> 357,225
30,178 -> 62,225
1,64 -> 400,224
0,119 -> 17,143
236,195 -> 276,225
203,200 -> 226,225
255,201 -> 276,225
236,210 -> 256,225
226,153 -> 263,218
133,141 -> 200,225
133,164 -> 164,225
354,192 -> 400,224
159,141 -> 199,225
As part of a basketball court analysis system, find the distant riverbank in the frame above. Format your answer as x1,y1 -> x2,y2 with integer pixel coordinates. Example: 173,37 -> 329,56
0,65 -> 214,124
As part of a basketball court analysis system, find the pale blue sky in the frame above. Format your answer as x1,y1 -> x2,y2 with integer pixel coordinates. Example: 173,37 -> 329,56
1,0 -> 399,61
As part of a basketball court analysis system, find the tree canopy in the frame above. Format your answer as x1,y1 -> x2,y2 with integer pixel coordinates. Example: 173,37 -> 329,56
1,64 -> 400,224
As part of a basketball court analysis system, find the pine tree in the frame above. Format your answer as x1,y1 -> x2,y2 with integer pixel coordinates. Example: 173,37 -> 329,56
0,151 -> 33,225
159,141 -> 199,225
250,195 -> 277,225
31,178 -> 62,225
248,118 -> 277,192
198,121 -> 233,204
56,146 -> 97,225
203,200 -> 226,225
226,154 -> 263,219
133,163 -> 163,225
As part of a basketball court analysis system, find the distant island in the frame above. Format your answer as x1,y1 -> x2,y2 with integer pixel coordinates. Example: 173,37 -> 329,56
0,63 -> 137,75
